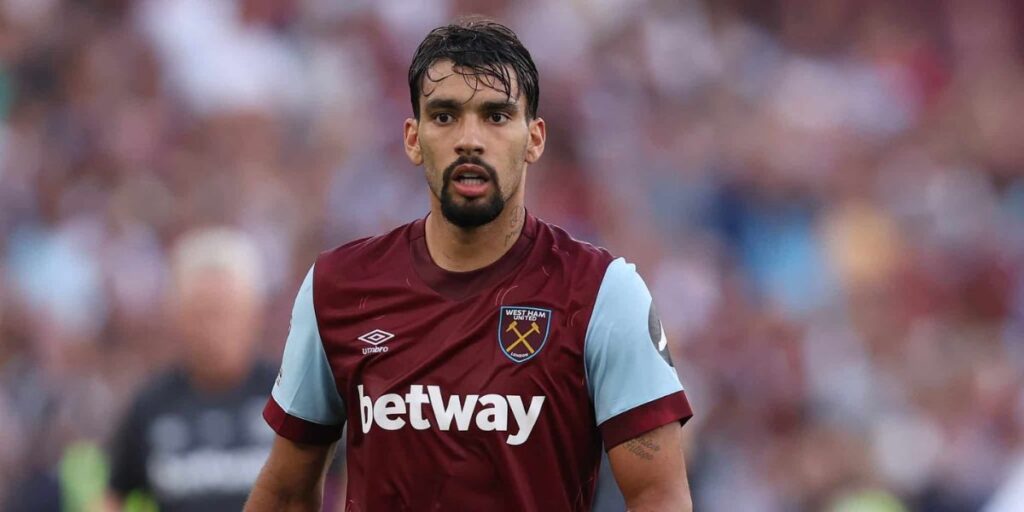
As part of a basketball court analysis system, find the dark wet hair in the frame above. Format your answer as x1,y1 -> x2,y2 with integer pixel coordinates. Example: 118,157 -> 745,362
408,17 -> 539,120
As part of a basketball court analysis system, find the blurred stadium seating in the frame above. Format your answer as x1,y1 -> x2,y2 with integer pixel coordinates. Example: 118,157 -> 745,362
1,0 -> 1023,510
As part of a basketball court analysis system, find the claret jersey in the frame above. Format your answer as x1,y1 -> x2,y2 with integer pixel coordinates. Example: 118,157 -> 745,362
263,213 -> 692,511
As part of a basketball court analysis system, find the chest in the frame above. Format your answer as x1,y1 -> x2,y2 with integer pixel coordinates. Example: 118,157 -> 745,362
318,279 -> 593,405
142,394 -> 272,500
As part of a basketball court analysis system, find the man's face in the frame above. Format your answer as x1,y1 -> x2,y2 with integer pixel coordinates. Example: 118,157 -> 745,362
404,60 -> 545,228
176,267 -> 261,379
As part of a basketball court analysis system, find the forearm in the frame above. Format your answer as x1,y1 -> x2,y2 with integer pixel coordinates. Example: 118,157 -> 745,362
625,488 -> 693,512
245,435 -> 337,512
244,460 -> 325,512
245,488 -> 321,512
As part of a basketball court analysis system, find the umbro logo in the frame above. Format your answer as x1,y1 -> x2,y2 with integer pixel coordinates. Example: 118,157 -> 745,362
358,329 -> 394,355
358,329 -> 394,345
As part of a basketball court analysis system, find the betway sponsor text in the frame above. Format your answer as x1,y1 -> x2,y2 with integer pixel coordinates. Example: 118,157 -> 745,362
357,385 -> 545,446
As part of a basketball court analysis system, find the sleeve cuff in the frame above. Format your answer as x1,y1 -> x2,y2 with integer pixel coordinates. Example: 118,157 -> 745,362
599,390 -> 693,449
263,397 -> 344,445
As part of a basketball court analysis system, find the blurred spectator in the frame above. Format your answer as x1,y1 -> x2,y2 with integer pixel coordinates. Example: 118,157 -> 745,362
105,228 -> 276,511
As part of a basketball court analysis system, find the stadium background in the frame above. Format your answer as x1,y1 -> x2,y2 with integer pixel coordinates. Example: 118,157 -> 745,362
1,0 -> 1023,510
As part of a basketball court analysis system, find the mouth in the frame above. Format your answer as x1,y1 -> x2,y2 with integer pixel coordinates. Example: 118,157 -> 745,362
450,164 -> 492,198
452,164 -> 491,185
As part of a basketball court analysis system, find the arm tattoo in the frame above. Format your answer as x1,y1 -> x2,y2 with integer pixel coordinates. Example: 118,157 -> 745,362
623,433 -> 661,461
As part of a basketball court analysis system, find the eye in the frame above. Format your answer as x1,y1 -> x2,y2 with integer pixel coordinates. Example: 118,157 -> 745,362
488,112 -> 510,124
434,113 -> 454,125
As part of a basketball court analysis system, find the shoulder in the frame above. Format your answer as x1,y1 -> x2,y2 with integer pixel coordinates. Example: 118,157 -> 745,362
313,220 -> 417,281
532,217 -> 616,284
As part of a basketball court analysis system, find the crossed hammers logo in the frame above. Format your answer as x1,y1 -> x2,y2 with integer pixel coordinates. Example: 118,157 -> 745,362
505,320 -> 540,354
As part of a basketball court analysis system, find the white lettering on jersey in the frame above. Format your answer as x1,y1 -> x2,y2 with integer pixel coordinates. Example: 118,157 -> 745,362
428,386 -> 479,431
405,385 -> 431,429
359,329 -> 395,355
373,394 -> 406,430
357,385 -> 545,446
475,394 -> 508,431
507,395 -> 545,446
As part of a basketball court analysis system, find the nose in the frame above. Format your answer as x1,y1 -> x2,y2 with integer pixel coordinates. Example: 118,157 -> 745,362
454,116 -> 485,157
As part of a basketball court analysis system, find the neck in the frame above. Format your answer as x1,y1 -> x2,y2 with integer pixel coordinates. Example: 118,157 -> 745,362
425,199 -> 527,272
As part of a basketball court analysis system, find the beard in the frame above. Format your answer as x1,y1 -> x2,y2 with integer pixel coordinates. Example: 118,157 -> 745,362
439,155 -> 505,229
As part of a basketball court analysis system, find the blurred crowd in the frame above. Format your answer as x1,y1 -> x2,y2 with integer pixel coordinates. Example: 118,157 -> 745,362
1,0 -> 1023,510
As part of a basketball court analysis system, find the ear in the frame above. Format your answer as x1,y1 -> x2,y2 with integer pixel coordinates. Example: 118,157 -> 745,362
525,117 -> 546,164
404,118 -> 423,165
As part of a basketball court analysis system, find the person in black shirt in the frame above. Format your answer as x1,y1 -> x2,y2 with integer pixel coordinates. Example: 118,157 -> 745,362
107,228 -> 278,512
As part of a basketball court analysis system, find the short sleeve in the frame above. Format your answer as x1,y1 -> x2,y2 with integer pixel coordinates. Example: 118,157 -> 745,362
584,258 -> 693,449
263,264 -> 346,444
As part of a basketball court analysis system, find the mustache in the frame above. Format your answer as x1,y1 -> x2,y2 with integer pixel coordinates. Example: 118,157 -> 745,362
442,155 -> 499,183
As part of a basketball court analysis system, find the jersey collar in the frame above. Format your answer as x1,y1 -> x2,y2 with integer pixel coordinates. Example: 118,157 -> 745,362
409,211 -> 538,301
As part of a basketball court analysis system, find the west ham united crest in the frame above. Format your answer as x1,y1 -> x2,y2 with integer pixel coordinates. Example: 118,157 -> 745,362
497,306 -> 552,363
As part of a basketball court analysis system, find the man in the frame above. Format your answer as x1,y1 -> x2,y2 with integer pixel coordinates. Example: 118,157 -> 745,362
247,18 -> 694,511
107,228 -> 280,511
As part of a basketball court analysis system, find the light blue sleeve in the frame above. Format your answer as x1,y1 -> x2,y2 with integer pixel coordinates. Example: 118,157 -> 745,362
270,264 -> 346,426
585,258 -> 683,426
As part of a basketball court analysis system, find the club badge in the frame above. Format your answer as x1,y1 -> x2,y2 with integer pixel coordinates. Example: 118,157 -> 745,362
497,306 -> 552,363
